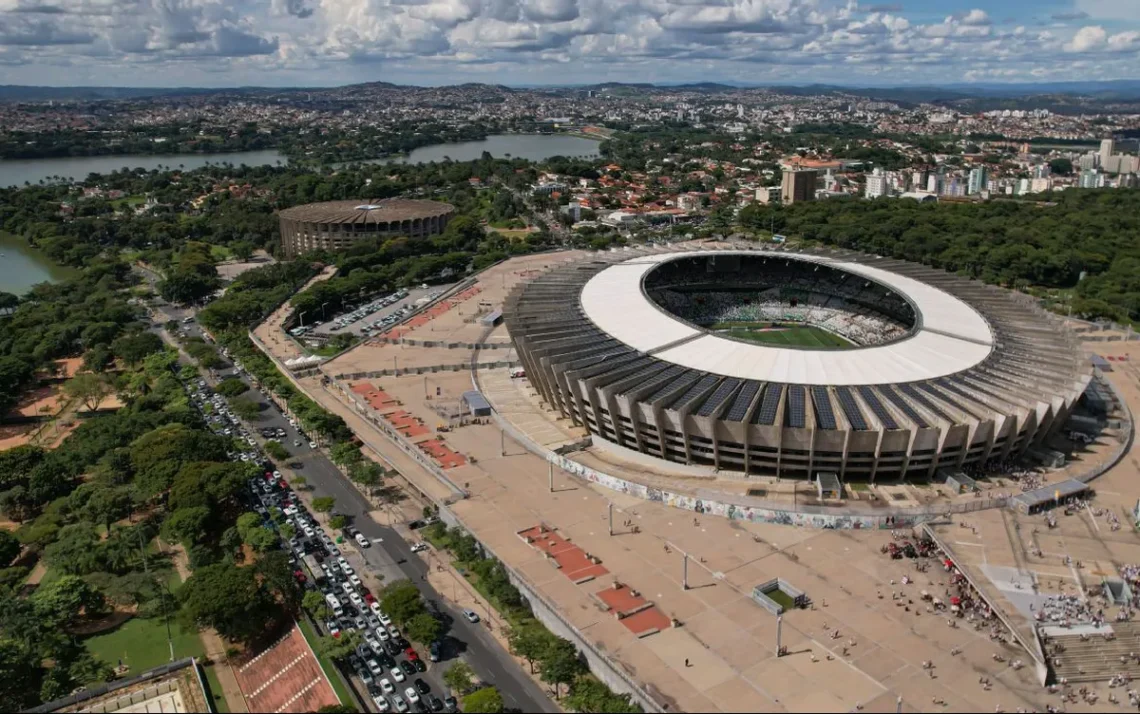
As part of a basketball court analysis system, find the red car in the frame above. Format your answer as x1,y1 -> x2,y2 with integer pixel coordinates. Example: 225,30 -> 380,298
405,647 -> 419,661
293,569 -> 307,584
363,592 -> 375,604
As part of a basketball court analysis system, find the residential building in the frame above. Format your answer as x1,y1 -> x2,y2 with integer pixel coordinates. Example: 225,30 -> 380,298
967,167 -> 987,195
781,169 -> 816,204
864,168 -> 888,199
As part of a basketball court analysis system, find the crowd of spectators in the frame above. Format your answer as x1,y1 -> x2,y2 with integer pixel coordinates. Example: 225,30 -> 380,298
651,284 -> 909,346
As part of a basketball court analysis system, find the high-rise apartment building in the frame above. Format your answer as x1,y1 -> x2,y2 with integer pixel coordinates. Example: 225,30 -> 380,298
781,169 -> 816,204
1100,139 -> 1116,166
967,167 -> 987,195
864,168 -> 887,199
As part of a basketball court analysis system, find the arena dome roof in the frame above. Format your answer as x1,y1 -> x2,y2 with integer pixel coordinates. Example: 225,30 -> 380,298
579,251 -> 994,386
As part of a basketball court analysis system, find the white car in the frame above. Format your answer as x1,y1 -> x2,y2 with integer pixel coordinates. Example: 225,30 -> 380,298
337,557 -> 349,570
349,593 -> 364,607
366,636 -> 382,654
410,542 -> 429,553
404,687 -> 420,705
387,625 -> 400,639
379,677 -> 395,694
370,602 -> 383,616
377,612 -> 392,627
376,628 -> 390,642
355,533 -> 371,548
367,659 -> 383,675
309,441 -> 317,449
372,694 -> 391,712
392,695 -> 408,713
463,609 -> 480,624
349,574 -> 362,587
390,667 -> 405,683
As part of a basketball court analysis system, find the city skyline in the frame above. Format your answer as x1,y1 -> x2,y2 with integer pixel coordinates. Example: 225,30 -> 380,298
0,0 -> 1138,88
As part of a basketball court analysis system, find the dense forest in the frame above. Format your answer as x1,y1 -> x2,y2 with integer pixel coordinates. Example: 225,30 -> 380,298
736,189 -> 1140,322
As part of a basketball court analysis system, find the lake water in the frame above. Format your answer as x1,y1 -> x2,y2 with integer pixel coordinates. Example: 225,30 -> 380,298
0,232 -> 79,295
0,135 -> 601,188
389,134 -> 601,164
0,149 -> 286,188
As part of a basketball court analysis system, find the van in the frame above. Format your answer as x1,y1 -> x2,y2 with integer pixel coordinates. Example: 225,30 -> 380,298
326,593 -> 342,615
182,316 -> 194,324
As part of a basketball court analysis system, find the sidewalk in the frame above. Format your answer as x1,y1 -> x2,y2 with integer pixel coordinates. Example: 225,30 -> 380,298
168,543 -> 248,713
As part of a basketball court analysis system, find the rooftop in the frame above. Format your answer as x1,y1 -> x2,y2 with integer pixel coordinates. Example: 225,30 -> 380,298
277,198 -> 454,225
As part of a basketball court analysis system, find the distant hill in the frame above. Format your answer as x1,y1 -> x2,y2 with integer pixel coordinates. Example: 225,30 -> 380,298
2,79 -> 1139,103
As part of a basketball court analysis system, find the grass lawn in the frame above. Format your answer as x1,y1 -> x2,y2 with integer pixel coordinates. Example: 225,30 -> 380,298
111,195 -> 146,210
297,617 -> 355,709
489,227 -> 536,242
209,245 -> 232,262
710,322 -> 853,349
85,615 -> 204,677
202,664 -> 231,713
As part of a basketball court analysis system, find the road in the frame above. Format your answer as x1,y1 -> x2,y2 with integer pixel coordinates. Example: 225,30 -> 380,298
139,268 -> 556,713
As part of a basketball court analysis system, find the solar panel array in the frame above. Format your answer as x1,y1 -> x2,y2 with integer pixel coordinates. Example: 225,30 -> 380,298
915,382 -> 968,415
856,386 -> 899,430
647,370 -> 698,403
786,385 -> 807,428
879,385 -> 929,428
672,374 -> 720,410
835,387 -> 868,430
753,384 -> 784,425
618,364 -> 684,397
697,379 -> 741,417
611,363 -> 671,394
725,382 -> 760,422
810,386 -> 837,430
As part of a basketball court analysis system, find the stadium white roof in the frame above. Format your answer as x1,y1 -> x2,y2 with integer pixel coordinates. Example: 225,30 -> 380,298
578,251 -> 994,386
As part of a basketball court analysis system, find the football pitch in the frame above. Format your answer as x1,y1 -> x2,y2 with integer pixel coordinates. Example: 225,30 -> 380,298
709,321 -> 854,349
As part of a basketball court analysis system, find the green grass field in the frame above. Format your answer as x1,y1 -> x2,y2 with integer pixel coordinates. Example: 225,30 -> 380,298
709,321 -> 853,348
85,615 -> 205,677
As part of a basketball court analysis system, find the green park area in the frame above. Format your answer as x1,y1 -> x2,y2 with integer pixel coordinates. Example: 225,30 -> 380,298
84,615 -> 203,677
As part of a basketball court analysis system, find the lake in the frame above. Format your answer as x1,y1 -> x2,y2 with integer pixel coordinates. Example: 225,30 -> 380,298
0,232 -> 79,295
0,135 -> 602,188
0,149 -> 286,188
388,134 -> 601,164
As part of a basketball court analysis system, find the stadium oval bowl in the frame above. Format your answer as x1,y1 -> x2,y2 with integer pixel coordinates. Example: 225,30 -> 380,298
503,246 -> 1091,481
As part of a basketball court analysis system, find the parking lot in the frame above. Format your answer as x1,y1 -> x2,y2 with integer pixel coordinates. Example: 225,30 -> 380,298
300,286 -> 453,339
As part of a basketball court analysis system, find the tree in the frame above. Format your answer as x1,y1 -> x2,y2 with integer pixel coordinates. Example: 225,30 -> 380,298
1049,157 -> 1074,176
179,561 -> 283,643
82,486 -> 132,532
379,579 -> 425,625
443,660 -> 477,694
405,613 -> 443,645
303,590 -> 331,620
64,372 -> 112,413
214,378 -> 248,398
463,686 -> 504,714
311,496 -> 336,518
32,575 -> 108,629
111,331 -> 164,366
265,440 -> 290,460
43,523 -> 102,575
508,625 -> 551,674
162,506 -> 211,546
0,445 -> 45,489
229,397 -> 261,421
329,442 -> 362,466
315,629 -> 362,661
0,639 -> 44,711
0,530 -> 21,568
566,676 -> 642,713
328,514 -> 347,530
538,638 -> 587,698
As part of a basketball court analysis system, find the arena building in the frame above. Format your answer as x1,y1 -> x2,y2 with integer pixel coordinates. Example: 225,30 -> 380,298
278,199 -> 454,258
504,246 -> 1091,481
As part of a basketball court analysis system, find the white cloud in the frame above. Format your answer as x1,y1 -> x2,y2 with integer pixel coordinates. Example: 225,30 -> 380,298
1065,24 -> 1106,51
0,0 -> 1136,84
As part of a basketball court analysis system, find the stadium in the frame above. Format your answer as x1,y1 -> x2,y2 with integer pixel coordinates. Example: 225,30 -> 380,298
278,198 -> 455,258
504,246 -> 1091,481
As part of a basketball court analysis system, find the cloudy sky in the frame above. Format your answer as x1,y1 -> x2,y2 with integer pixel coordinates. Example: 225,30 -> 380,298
0,0 -> 1138,87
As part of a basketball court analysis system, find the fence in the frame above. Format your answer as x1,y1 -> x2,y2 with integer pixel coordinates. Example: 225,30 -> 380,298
332,358 -> 520,381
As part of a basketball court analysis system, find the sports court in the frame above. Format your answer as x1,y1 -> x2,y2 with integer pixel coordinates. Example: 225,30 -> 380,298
710,322 -> 854,348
